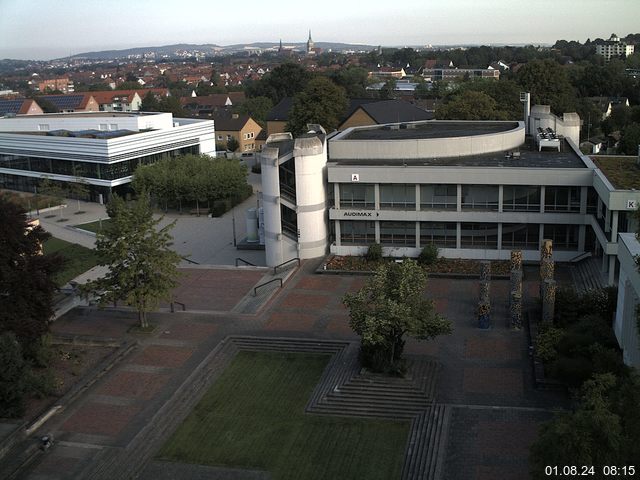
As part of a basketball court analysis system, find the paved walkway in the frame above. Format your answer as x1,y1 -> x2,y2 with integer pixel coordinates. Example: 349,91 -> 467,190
15,261 -> 564,480
34,174 -> 266,269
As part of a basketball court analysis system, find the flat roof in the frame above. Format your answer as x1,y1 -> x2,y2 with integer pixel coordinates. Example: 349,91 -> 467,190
342,121 -> 520,141
0,112 -> 156,119
329,137 -> 587,169
591,156 -> 640,190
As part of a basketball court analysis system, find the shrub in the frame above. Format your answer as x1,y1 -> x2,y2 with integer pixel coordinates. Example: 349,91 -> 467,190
418,243 -> 439,265
365,243 -> 383,262
0,333 -> 27,418
535,325 -> 564,363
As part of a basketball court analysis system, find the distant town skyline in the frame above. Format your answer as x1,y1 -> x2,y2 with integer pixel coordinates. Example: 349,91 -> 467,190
1,0 -> 638,60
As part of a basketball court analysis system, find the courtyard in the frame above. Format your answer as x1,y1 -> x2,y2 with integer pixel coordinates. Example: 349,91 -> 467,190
2,260 -> 566,480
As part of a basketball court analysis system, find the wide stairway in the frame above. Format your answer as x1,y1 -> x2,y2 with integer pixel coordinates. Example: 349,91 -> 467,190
571,256 -> 607,292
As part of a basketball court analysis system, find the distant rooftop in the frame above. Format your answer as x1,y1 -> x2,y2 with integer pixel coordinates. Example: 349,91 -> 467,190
331,137 -> 586,169
592,156 -> 640,190
343,121 -> 519,141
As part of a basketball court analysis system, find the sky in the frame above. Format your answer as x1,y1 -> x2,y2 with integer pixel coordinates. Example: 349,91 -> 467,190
0,0 -> 639,60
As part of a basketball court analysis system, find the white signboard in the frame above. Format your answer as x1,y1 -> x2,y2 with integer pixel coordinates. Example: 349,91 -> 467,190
351,173 -> 359,182
627,199 -> 637,210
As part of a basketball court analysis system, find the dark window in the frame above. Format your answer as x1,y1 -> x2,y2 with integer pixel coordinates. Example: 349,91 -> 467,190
420,222 -> 457,247
460,223 -> 498,249
340,184 -> 374,209
544,186 -> 580,212
421,184 -> 457,210
502,186 -> 540,212
380,221 -> 416,246
502,223 -> 540,249
279,159 -> 296,202
281,204 -> 298,240
461,185 -> 499,211
543,224 -> 579,250
340,220 -> 376,245
380,184 -> 415,209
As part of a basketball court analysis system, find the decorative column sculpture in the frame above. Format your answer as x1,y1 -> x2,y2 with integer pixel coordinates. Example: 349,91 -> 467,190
509,250 -> 524,329
542,279 -> 557,324
539,239 -> 554,298
478,261 -> 491,329
510,249 -> 523,272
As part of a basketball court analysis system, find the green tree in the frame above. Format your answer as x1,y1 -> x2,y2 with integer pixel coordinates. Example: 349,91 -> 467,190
286,77 -> 348,135
331,66 -> 370,98
516,59 -> 576,114
226,136 -> 240,152
0,332 -> 27,418
436,90 -> 508,120
620,123 -> 640,155
246,63 -> 312,104
234,96 -> 273,127
158,96 -> 185,117
530,373 -> 625,477
140,91 -> 160,111
83,194 -> 181,328
379,78 -> 397,99
343,260 -> 452,373
0,194 -> 63,351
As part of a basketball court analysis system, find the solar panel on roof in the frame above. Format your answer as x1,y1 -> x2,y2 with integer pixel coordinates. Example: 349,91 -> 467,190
41,95 -> 84,110
0,100 -> 25,115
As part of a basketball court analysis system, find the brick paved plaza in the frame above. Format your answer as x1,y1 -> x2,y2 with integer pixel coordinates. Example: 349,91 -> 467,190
16,262 -> 565,480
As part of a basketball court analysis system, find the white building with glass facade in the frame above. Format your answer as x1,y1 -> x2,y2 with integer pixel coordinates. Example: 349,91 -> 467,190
0,112 -> 215,201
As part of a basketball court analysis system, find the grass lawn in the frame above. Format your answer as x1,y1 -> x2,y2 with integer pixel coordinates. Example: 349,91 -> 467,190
43,237 -> 100,286
74,218 -> 111,233
158,351 -> 409,480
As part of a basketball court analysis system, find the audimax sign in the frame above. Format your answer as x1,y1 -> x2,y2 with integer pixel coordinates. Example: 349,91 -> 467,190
342,211 -> 379,217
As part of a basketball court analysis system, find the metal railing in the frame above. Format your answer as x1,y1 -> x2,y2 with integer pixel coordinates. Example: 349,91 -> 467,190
254,278 -> 283,296
235,257 -> 256,267
273,257 -> 300,275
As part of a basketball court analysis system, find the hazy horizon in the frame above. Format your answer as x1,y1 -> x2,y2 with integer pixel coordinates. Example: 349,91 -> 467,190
1,0 -> 638,61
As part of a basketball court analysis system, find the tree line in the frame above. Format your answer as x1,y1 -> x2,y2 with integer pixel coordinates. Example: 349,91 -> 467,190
132,154 -> 251,216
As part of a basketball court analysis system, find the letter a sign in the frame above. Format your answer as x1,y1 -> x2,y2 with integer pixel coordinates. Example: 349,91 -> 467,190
351,173 -> 360,182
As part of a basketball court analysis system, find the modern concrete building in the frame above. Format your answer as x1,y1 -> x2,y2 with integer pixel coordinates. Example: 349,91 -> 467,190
258,101 -> 640,288
260,126 -> 329,266
0,112 -> 215,201
614,233 -> 640,367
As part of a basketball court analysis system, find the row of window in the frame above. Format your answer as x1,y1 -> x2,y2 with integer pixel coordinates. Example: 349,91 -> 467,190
338,184 -> 589,213
339,221 -> 579,250
0,146 -> 199,181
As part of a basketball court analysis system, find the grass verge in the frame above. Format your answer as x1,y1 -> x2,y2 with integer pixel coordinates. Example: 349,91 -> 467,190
74,218 -> 111,233
43,237 -> 100,286
158,351 -> 409,480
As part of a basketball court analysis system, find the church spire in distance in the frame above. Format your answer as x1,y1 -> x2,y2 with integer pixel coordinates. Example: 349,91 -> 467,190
306,29 -> 314,54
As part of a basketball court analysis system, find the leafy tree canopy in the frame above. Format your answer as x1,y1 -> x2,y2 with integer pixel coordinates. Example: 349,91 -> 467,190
234,96 -> 273,127
516,58 -> 577,114
83,193 -> 181,328
286,76 -> 348,135
330,66 -> 370,98
343,260 -> 452,373
0,194 -> 62,348
245,63 -> 312,104
436,90 -> 510,120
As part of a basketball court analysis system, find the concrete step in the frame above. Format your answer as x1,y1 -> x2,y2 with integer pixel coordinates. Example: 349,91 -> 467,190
401,404 -> 451,480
